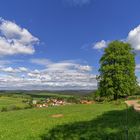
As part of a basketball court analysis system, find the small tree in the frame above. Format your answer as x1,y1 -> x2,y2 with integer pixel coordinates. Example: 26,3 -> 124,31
98,41 -> 137,100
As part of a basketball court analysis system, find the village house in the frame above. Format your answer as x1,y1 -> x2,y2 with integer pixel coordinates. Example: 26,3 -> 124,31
35,98 -> 66,108
80,100 -> 93,104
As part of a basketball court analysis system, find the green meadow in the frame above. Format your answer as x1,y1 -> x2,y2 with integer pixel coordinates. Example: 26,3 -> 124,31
0,93 -> 140,140
0,96 -> 30,110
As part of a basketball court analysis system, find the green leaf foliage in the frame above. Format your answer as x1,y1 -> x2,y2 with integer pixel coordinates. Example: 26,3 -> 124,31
98,41 -> 137,100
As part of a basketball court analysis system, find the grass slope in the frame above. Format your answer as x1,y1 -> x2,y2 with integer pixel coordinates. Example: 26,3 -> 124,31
0,96 -> 29,109
0,103 -> 128,140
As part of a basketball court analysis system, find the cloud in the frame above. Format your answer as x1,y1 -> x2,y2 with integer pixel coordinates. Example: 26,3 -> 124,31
136,64 -> 140,72
18,67 -> 28,72
64,0 -> 90,6
75,65 -> 92,72
0,18 -> 39,55
46,62 -> 78,71
30,58 -> 52,66
93,40 -> 108,50
0,60 -> 96,90
30,59 -> 93,72
0,60 -> 11,66
94,25 -> 140,51
0,66 -> 28,73
0,59 -> 24,68
127,25 -> 140,50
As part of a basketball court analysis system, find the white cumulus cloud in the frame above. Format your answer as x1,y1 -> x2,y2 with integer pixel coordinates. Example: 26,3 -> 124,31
0,18 -> 39,55
136,64 -> 140,72
30,58 -> 52,66
93,40 -> 108,50
127,25 -> 140,50
0,66 -> 29,73
94,25 -> 140,51
0,60 -> 96,90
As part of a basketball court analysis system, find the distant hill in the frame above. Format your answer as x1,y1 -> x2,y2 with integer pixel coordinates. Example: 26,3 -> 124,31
0,90 -> 96,96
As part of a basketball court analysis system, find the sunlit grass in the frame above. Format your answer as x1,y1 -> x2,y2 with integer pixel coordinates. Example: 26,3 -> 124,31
0,103 -> 126,140
0,96 -> 29,109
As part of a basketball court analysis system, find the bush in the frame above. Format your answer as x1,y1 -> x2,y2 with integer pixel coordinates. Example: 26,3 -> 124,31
91,90 -> 103,102
1,107 -> 8,112
24,105 -> 32,109
8,105 -> 21,111
22,99 -> 28,103
66,97 -> 81,104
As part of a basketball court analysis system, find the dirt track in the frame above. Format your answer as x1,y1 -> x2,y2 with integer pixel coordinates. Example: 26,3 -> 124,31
125,100 -> 140,112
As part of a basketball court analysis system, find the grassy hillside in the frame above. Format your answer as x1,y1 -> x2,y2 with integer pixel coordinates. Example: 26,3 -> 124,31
27,92 -> 74,100
0,102 -> 131,140
0,96 -> 30,110
0,93 -> 140,140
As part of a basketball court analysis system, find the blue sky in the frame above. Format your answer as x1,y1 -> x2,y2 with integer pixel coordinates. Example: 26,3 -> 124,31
0,0 -> 140,90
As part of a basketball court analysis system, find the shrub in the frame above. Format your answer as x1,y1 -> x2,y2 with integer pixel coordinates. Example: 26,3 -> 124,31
1,107 -> 8,112
66,97 -> 81,104
22,99 -> 28,103
24,105 -> 33,109
9,105 -> 21,111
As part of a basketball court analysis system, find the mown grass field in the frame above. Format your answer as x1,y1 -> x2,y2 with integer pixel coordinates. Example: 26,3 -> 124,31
0,93 -> 140,140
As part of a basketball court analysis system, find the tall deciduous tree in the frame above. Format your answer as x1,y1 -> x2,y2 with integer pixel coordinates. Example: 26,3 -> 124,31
98,41 -> 137,100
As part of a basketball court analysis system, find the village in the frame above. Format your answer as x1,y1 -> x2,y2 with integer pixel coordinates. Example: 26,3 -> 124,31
32,98 -> 94,108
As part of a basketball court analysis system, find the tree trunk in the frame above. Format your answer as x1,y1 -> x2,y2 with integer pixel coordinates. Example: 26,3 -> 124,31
114,94 -> 118,100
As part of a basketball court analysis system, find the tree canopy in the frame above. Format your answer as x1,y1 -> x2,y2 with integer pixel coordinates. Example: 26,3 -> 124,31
97,41 -> 137,100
